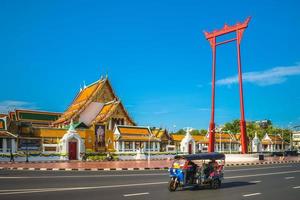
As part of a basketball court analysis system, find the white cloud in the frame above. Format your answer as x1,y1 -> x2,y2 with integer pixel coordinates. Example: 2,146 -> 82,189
216,63 -> 300,86
0,100 -> 38,113
197,108 -> 210,111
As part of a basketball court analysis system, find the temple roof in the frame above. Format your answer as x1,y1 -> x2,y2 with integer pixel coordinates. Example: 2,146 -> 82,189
262,133 -> 286,144
152,128 -> 171,141
54,77 -> 135,126
54,78 -> 107,125
14,109 -> 61,122
114,125 -> 159,142
171,134 -> 209,143
92,100 -> 120,124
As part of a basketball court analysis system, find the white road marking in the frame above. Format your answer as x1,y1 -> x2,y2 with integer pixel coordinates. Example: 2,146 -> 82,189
123,192 -> 149,197
0,182 -> 166,195
0,173 -> 167,179
249,180 -> 261,183
226,165 -> 292,172
226,170 -> 300,179
293,186 -> 300,189
243,193 -> 261,197
285,176 -> 294,179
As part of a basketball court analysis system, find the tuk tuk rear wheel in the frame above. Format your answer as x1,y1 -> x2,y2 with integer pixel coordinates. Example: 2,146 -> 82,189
168,179 -> 178,192
210,179 -> 221,189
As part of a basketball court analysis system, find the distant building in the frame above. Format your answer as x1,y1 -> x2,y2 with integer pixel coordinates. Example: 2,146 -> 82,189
255,120 -> 272,129
170,131 -> 240,153
261,133 -> 288,152
292,131 -> 300,151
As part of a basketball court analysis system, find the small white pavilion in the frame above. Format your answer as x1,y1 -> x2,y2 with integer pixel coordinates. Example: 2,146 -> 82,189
59,120 -> 85,160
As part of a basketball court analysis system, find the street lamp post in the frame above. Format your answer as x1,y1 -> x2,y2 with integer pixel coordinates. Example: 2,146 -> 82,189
148,133 -> 150,164
219,131 -> 222,152
288,122 -> 293,150
281,129 -> 284,152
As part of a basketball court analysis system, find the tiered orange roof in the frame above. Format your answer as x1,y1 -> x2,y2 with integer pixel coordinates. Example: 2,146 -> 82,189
54,77 -> 135,126
262,134 -> 286,145
214,132 -> 239,143
171,134 -> 209,143
54,79 -> 106,125
152,128 -> 172,141
115,125 -> 159,142
91,101 -> 118,123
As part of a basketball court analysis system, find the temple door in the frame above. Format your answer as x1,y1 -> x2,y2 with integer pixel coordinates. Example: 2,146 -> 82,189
68,141 -> 77,160
188,143 -> 192,154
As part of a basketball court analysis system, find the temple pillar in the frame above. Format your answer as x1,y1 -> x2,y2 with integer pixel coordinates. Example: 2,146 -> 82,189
122,141 -> 125,152
132,142 -> 135,152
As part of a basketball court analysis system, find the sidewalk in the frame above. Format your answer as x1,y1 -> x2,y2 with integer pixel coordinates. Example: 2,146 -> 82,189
0,156 -> 299,171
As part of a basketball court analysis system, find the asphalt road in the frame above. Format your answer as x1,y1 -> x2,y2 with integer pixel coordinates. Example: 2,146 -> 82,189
0,163 -> 299,200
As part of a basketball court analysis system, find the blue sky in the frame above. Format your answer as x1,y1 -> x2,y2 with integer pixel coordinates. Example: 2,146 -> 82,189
1,0 -> 300,130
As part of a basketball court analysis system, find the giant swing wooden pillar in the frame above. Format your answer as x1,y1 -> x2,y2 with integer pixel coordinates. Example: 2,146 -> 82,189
204,17 -> 251,154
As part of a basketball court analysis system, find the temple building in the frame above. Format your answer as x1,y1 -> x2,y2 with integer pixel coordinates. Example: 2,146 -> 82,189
171,131 -> 241,153
4,76 -> 169,159
151,128 -> 172,152
261,133 -> 287,152
7,109 -> 62,151
113,125 -> 160,152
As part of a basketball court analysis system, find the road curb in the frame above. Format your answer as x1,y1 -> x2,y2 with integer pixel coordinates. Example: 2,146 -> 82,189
0,160 -> 299,171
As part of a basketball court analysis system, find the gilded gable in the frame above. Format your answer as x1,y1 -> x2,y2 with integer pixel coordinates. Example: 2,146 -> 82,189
94,83 -> 116,103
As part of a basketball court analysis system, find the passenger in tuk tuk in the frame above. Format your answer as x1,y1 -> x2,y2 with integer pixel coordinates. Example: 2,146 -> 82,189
203,159 -> 217,179
186,160 -> 197,184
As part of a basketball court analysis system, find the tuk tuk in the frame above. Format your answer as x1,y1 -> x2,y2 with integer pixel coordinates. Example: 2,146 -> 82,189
168,152 -> 225,192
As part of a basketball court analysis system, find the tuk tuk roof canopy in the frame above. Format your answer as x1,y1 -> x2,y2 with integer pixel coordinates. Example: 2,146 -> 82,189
174,153 -> 225,161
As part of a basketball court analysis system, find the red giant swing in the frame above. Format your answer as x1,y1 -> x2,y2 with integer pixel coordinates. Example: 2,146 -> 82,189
204,17 -> 251,154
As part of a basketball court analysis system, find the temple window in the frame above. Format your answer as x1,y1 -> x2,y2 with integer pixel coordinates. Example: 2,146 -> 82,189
135,142 -> 141,149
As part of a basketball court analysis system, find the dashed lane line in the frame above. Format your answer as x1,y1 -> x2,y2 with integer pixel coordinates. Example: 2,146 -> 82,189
226,170 -> 300,179
285,177 -> 295,179
123,192 -> 149,197
226,165 -> 293,172
248,180 -> 261,183
243,193 -> 261,197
